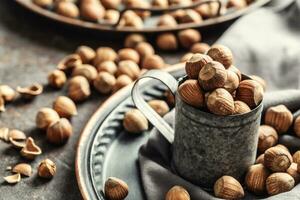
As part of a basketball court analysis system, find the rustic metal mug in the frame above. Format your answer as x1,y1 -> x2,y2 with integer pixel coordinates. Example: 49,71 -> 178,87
132,70 -> 263,188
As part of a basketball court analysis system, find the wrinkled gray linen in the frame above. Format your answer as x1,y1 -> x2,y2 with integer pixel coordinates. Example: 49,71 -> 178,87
139,1 -> 300,199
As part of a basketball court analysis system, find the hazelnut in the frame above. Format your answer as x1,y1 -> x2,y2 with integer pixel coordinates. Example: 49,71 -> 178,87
80,0 -> 105,21
245,164 -> 270,194
123,109 -> 148,133
207,45 -> 233,69
207,88 -> 235,115
104,9 -> 120,24
47,118 -> 72,144
36,107 -> 60,130
195,2 -> 219,18
178,80 -> 204,108
165,90 -> 175,107
258,125 -> 278,153
169,0 -> 192,6
157,14 -> 177,27
233,101 -> 251,114
235,80 -> 264,108
224,70 -> 239,93
53,96 -> 77,118
214,175 -> 244,199
198,61 -> 227,91
185,54 -> 212,79
124,34 -> 146,48
12,163 -> 32,177
227,65 -> 241,81
68,76 -> 91,102
17,83 -> 43,100
266,173 -> 294,195
293,151 -> 300,163
294,115 -> 300,137
48,70 -> 67,89
116,60 -> 140,80
170,9 -> 186,21
94,72 -> 116,94
148,100 -> 170,117
55,1 -> 79,18
250,75 -> 267,91
264,105 -> 293,133
227,0 -> 247,9
152,0 -> 168,8
179,9 -> 202,24
256,154 -> 265,164
38,159 -> 56,179
264,146 -> 292,172
72,64 -> 98,82
33,0 -> 53,7
135,42 -> 155,58
75,45 -> 96,64
0,97 -> 5,112
178,29 -> 201,49
165,186 -> 190,200
112,75 -> 132,93
104,177 -> 129,200
287,163 -> 300,183
4,173 -> 21,184
142,54 -> 165,70
101,0 -> 120,9
190,43 -> 210,54
96,60 -> 117,75
118,48 -> 140,64
57,54 -> 82,72
93,47 -> 117,66
180,53 -> 193,63
0,85 -> 16,102
156,33 -> 178,51
20,137 -> 42,160
118,10 -> 143,29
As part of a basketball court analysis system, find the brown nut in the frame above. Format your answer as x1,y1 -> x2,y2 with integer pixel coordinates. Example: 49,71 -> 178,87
195,2 -> 219,18
116,60 -> 140,80
294,115 -> 300,137
264,105 -> 293,133
123,109 -> 148,133
214,175 -> 244,200
112,75 -> 133,93
57,54 -> 82,72
157,14 -> 177,27
135,42 -> 155,58
293,151 -> 300,164
53,96 -> 77,118
93,47 -> 117,66
264,146 -> 292,172
9,129 -> 27,141
101,0 -> 120,9
258,125 -> 278,153
198,61 -> 227,91
287,163 -> 300,184
12,163 -> 32,177
180,53 -> 193,63
94,72 -> 116,94
207,88 -> 235,116
68,76 -> 91,102
224,70 -> 239,93
104,9 -> 120,24
142,54 -> 165,70
104,177 -> 129,200
48,70 -> 67,89
4,173 -> 21,184
72,64 -> 98,82
0,127 -> 10,142
233,100 -> 251,114
207,45 -> 233,69
17,83 -> 43,100
36,107 -> 60,130
179,9 -> 202,24
75,45 -> 96,64
178,29 -> 201,49
190,43 -> 210,54
33,0 -> 53,7
249,75 -> 267,91
227,0 -> 247,9
0,85 -> 16,102
55,1 -> 79,18
47,118 -> 73,144
80,0 -> 105,21
124,0 -> 150,19
156,33 -> 178,51
124,34 -> 146,48
235,80 -> 264,108
118,10 -> 144,29
255,154 -> 265,164
148,100 -> 170,117
38,159 -> 56,179
96,61 -> 118,75
118,48 -> 140,64
266,172 -> 295,196
227,65 -> 241,81
165,186 -> 190,200
165,90 -> 175,107
178,80 -> 204,108
169,0 -> 192,6
245,164 -> 270,194
152,0 -> 168,8
20,137 -> 42,160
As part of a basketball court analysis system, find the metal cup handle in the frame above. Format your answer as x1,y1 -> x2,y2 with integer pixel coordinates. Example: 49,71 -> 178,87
132,70 -> 178,143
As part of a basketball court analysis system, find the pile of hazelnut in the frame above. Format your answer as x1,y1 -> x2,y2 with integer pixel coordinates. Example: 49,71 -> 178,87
32,0 -> 254,29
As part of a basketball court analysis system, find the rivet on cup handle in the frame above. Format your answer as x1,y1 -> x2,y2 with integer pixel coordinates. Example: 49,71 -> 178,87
131,70 -> 178,143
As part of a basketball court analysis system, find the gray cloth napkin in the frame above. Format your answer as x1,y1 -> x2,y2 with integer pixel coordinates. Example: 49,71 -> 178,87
138,1 -> 300,200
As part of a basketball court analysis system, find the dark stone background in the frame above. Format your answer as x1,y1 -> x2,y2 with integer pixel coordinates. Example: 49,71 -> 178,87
0,1 -> 224,199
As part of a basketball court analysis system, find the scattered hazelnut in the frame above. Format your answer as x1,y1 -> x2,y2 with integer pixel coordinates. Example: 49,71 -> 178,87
53,96 -> 77,118
157,14 -> 177,27
250,75 -> 267,91
123,109 -> 148,133
116,60 -> 140,80
101,0 -> 120,9
179,9 -> 202,24
165,186 -> 190,200
12,163 -> 32,177
96,61 -> 118,75
207,45 -> 233,69
180,53 -> 193,63
135,42 -> 155,58
264,146 -> 292,172
224,70 -> 239,93
255,154 -> 265,164
233,100 -> 251,114
36,107 -> 60,130
112,75 -> 132,93
190,43 -> 210,54
156,33 -> 178,51
0,85 -> 16,102
57,54 -> 82,72
294,115 -> 300,137
287,163 -> 300,183
258,125 -> 278,153
55,1 -> 79,18
124,34 -> 146,48
20,137 -> 42,160
178,80 -> 204,108
185,53 -> 212,79
72,64 -> 98,83
235,80 -> 264,108
227,65 -> 241,81
104,177 -> 129,200
148,100 -> 170,117
195,2 -> 219,19
17,83 -> 43,100
293,151 -> 300,163
104,9 -> 120,24
245,164 -> 270,194
68,76 -> 91,102
94,72 -> 116,94
47,118 -> 73,144
33,0 -> 53,8
207,88 -> 235,115
76,45 -> 96,64
3,173 -> 21,184
118,48 -> 140,64
38,159 -> 56,179
264,105 -> 293,133
48,69 -> 67,89
93,47 -> 117,66
178,29 -> 201,49
266,173 -> 294,195
198,61 -> 227,91
80,0 -> 105,21
214,175 -> 244,199
142,54 -> 165,70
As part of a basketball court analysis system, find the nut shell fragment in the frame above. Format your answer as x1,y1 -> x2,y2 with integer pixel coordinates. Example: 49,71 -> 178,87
0,127 -> 10,142
17,83 -> 43,100
12,163 -> 32,177
20,137 -> 42,160
4,173 -> 21,184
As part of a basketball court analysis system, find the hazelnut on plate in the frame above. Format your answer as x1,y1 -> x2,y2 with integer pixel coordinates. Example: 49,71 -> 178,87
178,29 -> 201,49
104,177 -> 129,200
156,33 -> 178,51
